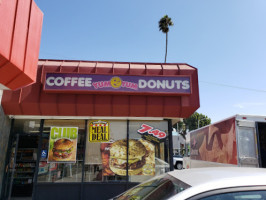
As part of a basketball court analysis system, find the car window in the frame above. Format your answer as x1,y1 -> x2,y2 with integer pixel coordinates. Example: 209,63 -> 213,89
174,155 -> 183,158
200,190 -> 266,200
113,174 -> 190,200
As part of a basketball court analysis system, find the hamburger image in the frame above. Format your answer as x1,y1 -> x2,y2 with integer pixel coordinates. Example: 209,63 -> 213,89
109,139 -> 147,176
52,138 -> 74,161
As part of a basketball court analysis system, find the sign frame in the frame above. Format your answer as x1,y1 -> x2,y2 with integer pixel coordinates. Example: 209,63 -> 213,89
43,72 -> 192,96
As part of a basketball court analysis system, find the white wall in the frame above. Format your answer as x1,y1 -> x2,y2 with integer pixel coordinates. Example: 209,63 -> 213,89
173,134 -> 186,155
0,90 -> 2,103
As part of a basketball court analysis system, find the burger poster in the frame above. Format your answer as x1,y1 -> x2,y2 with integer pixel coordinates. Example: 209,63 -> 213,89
101,139 -> 155,176
47,127 -> 78,163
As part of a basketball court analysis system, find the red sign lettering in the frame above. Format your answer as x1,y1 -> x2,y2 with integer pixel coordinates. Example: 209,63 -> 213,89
137,124 -> 167,139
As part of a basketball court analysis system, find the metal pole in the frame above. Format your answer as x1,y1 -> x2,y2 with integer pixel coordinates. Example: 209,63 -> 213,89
126,120 -> 129,190
32,119 -> 44,200
168,119 -> 174,171
80,119 -> 88,200
198,117 -> 199,129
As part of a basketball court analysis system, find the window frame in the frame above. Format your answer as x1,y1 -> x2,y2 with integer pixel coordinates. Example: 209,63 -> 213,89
11,118 -> 173,185
187,186 -> 266,200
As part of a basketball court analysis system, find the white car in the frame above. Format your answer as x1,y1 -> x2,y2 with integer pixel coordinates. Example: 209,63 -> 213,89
111,167 -> 266,200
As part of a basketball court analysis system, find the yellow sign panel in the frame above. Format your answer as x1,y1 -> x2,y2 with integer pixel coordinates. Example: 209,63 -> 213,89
89,120 -> 110,142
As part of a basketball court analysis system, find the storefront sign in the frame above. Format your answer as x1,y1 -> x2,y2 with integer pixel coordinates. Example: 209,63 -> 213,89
47,126 -> 78,163
137,124 -> 167,143
89,120 -> 110,142
101,139 -> 155,176
44,73 -> 191,95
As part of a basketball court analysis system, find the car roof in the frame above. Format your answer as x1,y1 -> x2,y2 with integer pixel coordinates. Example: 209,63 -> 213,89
168,167 -> 266,200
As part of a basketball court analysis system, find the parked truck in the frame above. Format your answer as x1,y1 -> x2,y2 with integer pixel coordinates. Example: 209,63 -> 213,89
173,154 -> 183,169
184,114 -> 266,169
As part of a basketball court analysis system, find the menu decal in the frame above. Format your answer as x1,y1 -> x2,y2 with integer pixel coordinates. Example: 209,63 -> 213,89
89,120 -> 110,142
137,124 -> 167,143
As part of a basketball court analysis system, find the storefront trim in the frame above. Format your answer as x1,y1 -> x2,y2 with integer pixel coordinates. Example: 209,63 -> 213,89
34,182 -> 139,200
2,60 -> 200,118
8,115 -> 166,120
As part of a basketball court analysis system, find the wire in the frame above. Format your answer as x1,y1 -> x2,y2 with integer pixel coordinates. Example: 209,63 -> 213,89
200,81 -> 266,93
38,53 -> 266,94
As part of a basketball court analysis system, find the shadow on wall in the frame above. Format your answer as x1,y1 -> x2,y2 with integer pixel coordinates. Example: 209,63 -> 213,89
0,98 -> 11,196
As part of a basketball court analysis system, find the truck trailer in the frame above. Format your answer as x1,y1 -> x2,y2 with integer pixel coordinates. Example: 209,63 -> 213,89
184,114 -> 266,169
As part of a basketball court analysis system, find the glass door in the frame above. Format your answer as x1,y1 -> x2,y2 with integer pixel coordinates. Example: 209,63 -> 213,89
4,134 -> 39,200
12,135 -> 39,198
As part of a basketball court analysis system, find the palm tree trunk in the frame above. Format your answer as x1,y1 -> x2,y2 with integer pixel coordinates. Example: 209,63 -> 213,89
164,32 -> 168,63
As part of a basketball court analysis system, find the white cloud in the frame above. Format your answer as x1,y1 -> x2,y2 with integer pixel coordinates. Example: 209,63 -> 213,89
233,102 -> 266,109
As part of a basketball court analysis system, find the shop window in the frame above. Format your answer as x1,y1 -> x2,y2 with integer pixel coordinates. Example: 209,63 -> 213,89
13,119 -> 41,135
83,120 -> 127,182
83,120 -> 169,183
37,120 -> 85,183
36,119 -> 170,184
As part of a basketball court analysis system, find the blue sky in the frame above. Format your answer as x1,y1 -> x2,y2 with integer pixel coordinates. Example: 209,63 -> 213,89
35,0 -> 266,123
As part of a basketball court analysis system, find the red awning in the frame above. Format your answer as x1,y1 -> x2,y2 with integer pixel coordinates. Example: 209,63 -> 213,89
0,0 -> 43,90
1,60 -> 200,119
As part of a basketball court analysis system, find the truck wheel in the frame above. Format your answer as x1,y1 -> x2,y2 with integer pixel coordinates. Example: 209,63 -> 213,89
174,163 -> 177,169
176,163 -> 183,170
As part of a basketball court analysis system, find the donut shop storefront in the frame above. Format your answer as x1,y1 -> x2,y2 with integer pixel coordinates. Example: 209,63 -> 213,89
1,59 -> 199,200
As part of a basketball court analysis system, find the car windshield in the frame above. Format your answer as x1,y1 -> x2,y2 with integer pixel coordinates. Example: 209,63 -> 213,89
112,174 -> 190,200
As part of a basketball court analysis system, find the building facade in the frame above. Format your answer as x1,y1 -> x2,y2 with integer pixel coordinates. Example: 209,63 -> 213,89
0,60 -> 200,199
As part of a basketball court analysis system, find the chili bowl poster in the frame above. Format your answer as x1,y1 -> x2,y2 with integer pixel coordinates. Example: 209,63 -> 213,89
101,139 -> 155,176
47,127 -> 78,163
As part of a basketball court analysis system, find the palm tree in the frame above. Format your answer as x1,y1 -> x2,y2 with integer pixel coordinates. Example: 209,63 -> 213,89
159,15 -> 174,63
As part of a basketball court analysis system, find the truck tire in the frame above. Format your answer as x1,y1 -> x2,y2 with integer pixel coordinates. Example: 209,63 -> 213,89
175,162 -> 183,170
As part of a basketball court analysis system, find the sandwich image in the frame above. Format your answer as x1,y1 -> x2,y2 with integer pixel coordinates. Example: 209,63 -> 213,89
52,138 -> 74,161
109,139 -> 147,176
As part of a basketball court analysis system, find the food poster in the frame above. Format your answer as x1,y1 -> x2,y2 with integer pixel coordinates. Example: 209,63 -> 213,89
101,139 -> 155,176
89,120 -> 110,142
47,127 -> 78,163
85,120 -> 127,165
